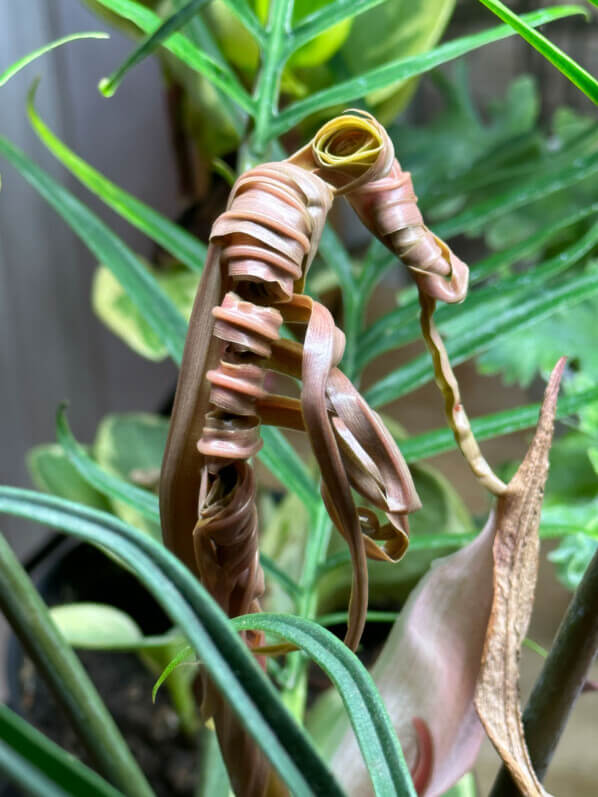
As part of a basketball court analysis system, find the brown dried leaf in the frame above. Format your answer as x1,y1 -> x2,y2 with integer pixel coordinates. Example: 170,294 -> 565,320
474,358 -> 566,797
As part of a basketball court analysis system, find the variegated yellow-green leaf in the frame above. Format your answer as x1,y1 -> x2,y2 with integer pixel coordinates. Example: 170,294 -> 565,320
339,0 -> 456,121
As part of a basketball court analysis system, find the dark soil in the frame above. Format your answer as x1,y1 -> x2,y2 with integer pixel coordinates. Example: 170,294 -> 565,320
2,540 -> 197,797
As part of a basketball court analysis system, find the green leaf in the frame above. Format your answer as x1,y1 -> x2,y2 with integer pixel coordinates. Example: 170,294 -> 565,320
27,85 -> 206,272
92,265 -> 198,360
98,0 -> 211,96
0,532 -> 153,797
27,444 -> 110,512
358,219 -> 598,367
365,269 -> 598,408
441,772 -> 478,797
477,0 -> 596,103
49,602 -> 144,649
0,33 -> 109,87
0,137 -> 187,363
57,406 -> 160,524
548,532 -> 598,591
95,0 -> 255,113
479,294 -> 598,388
433,148 -> 598,240
259,426 -> 320,511
271,6 -> 587,137
0,488 -> 343,797
152,644 -> 195,701
0,704 -> 121,797
286,0 -> 387,56
399,384 -> 598,464
335,0 -> 456,119
232,612 -> 416,797
93,412 -> 166,537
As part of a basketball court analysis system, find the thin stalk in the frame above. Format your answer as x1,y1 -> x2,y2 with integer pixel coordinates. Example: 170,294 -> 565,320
281,502 -> 331,719
0,533 -> 153,797
490,546 -> 598,796
250,0 -> 294,159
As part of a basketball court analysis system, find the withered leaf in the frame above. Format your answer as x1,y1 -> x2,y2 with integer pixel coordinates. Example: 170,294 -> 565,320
474,358 -> 566,797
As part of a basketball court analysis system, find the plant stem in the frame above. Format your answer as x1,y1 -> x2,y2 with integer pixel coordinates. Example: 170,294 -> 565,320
0,532 -> 154,797
490,546 -> 598,796
282,502 -> 331,719
250,0 -> 294,160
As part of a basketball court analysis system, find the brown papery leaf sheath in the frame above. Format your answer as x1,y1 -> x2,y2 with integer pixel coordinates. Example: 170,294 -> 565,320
475,358 -> 566,797
159,111 -> 477,795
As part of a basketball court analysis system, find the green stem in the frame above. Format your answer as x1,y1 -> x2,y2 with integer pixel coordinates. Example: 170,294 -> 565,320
281,502 -> 331,719
0,533 -> 154,797
250,0 -> 294,159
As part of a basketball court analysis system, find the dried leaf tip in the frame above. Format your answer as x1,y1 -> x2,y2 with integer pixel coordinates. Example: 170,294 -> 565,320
475,357 -> 566,797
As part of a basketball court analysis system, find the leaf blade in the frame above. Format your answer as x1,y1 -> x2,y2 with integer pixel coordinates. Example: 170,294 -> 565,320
0,137 -> 188,364
27,84 -> 206,272
0,33 -> 109,87
233,613 -> 416,797
0,488 -> 342,797
477,0 -> 596,103
94,0 -> 255,113
271,6 -> 587,137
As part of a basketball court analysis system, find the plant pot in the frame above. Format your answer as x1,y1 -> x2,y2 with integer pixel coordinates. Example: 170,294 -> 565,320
2,536 -> 197,797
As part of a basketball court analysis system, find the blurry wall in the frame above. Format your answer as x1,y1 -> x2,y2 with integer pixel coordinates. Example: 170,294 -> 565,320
0,1 -> 178,557
0,0 -> 596,561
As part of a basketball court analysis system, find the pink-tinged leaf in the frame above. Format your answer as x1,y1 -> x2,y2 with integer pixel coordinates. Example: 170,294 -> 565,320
330,509 -> 497,796
474,358 -> 566,797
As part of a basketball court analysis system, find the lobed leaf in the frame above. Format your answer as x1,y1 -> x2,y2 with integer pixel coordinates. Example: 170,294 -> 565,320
365,270 -> 598,408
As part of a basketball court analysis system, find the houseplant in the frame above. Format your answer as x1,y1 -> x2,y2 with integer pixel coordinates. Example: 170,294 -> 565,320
0,1 -> 597,795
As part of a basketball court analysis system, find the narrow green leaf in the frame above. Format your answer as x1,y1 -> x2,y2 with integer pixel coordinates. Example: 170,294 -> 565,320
221,0 -> 266,46
0,532 -> 153,797
477,0 -> 596,103
0,137 -> 187,363
152,645 -> 195,701
94,0 -> 255,113
316,611 -> 399,626
399,384 -> 598,464
99,0 -> 211,95
434,149 -> 598,240
258,426 -> 319,511
358,219 -> 598,367
233,613 -> 416,797
0,741 -> 70,797
27,84 -> 206,272
366,270 -> 598,407
271,6 -> 587,137
57,405 -> 160,523
0,33 -> 109,87
0,489 -> 342,797
287,0 -> 387,55
0,704 -> 121,797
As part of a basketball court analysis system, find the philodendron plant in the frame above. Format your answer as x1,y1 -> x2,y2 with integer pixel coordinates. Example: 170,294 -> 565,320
1,1 -> 598,796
